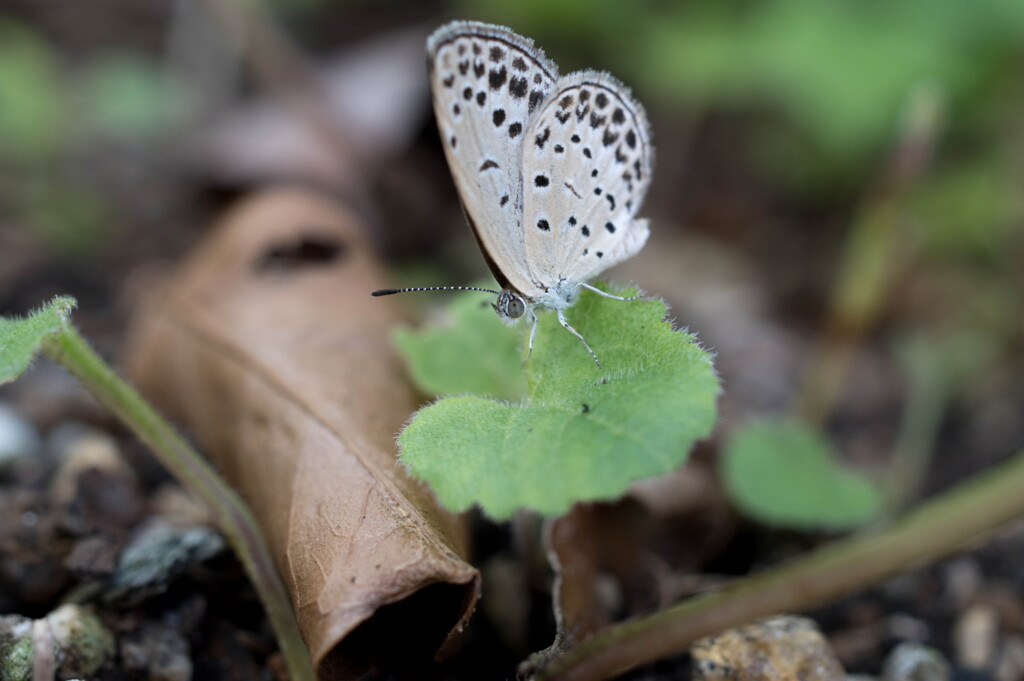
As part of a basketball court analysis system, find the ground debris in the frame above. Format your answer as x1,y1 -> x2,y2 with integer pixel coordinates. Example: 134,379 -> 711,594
691,615 -> 847,681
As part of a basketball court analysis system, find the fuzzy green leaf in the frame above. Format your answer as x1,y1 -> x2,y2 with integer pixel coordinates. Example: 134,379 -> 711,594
393,291 -> 525,402
722,419 -> 882,530
0,296 -> 76,384
397,284 -> 720,519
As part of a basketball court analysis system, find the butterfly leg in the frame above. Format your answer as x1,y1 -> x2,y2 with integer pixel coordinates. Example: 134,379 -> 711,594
523,312 -> 539,365
557,309 -> 602,368
580,282 -> 642,302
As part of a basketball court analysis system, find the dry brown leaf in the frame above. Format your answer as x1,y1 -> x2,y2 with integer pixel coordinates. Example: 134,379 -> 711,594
124,187 -> 479,678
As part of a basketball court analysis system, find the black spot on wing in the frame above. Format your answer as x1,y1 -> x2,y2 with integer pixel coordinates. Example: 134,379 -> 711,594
529,89 -> 544,112
512,57 -> 527,71
442,74 -> 454,88
595,93 -> 608,109
602,129 -> 618,147
476,91 -> 486,106
582,225 -> 590,237
509,76 -> 528,99
626,129 -> 637,149
489,46 -> 504,62
492,109 -> 506,126
463,86 -> 472,100
537,219 -> 550,231
473,61 -> 485,78
589,112 -> 606,129
605,221 -> 615,233
489,66 -> 507,90
479,160 -> 499,171
554,144 -> 564,153
612,108 -> 625,125
535,126 -> 550,149
534,174 -> 549,187
508,122 -> 522,138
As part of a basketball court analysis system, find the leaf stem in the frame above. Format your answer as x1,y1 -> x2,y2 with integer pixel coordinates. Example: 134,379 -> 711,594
41,324 -> 313,681
532,448 -> 1024,681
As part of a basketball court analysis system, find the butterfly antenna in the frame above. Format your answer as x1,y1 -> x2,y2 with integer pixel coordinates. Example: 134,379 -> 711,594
372,285 -> 500,296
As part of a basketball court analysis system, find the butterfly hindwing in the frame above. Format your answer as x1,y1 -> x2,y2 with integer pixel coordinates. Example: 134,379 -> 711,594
427,22 -> 560,296
521,70 -> 653,287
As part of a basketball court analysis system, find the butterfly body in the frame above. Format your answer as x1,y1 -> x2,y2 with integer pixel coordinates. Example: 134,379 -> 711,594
377,21 -> 653,366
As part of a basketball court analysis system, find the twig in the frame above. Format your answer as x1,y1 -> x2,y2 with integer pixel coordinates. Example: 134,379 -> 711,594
531,446 -> 1024,681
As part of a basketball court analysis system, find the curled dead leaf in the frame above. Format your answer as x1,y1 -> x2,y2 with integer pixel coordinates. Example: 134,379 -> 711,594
124,187 -> 479,677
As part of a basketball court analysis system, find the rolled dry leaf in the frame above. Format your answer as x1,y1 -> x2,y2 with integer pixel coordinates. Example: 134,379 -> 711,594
124,187 -> 479,678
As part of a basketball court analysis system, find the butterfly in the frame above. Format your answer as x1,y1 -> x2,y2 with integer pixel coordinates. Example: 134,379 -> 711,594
373,21 -> 653,367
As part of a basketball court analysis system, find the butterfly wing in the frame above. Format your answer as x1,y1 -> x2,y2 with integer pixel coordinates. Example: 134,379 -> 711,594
427,22 -> 560,296
521,70 -> 653,291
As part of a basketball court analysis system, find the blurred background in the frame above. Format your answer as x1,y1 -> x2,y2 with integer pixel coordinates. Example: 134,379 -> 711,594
1,0 -> 1024,677
2,0 -> 1022,482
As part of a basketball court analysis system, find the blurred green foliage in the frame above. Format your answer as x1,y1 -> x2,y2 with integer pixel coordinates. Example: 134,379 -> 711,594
0,20 -> 66,162
0,17 -> 186,256
722,418 -> 882,530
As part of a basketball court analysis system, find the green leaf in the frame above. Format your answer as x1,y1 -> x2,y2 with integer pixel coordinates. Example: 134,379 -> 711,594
722,419 -> 882,530
396,284 -> 720,520
393,289 -> 525,402
0,296 -> 76,384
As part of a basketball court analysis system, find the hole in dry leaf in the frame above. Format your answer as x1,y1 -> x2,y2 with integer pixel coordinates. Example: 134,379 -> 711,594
254,234 -> 345,273
320,582 -> 474,678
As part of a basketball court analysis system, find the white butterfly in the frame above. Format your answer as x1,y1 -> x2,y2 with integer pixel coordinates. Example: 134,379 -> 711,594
374,21 -> 653,367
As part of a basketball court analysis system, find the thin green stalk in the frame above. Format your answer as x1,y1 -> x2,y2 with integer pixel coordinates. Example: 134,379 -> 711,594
41,325 -> 313,681
532,448 -> 1024,681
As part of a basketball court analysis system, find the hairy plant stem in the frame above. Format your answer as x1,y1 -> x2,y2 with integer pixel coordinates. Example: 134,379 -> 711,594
532,448 -> 1024,681
42,324 -> 313,681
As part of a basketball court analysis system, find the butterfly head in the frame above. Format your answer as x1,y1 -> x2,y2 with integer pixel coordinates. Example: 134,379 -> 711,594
493,289 -> 528,325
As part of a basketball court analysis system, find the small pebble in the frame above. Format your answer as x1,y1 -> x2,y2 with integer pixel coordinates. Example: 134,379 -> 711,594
121,621 -> 192,681
993,634 -> 1024,681
0,614 -> 33,681
45,604 -> 116,679
956,605 -> 1000,670
103,521 -> 225,607
944,559 -> 982,610
882,641 -> 951,681
0,405 -> 40,469
51,429 -> 135,506
691,615 -> 846,681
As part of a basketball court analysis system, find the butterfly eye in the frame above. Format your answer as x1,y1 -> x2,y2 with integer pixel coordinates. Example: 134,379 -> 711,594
505,295 -> 526,319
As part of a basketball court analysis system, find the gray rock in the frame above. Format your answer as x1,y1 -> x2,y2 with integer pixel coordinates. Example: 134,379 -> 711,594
882,641 -> 951,681
104,521 -> 225,607
691,615 -> 846,681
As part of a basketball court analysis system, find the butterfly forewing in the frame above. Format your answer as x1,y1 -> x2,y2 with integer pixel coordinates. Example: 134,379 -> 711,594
521,71 -> 653,286
427,22 -> 560,295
